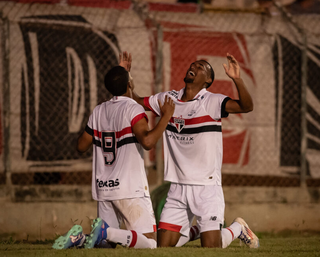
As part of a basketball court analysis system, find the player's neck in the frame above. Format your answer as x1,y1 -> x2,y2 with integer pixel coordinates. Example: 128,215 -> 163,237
122,88 -> 132,99
181,84 -> 205,102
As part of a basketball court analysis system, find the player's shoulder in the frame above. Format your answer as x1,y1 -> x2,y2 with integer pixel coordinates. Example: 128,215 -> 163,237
201,91 -> 227,101
92,101 -> 104,112
127,98 -> 146,112
91,99 -> 114,115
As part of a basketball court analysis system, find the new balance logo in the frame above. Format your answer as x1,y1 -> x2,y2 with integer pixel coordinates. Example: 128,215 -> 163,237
209,216 -> 217,221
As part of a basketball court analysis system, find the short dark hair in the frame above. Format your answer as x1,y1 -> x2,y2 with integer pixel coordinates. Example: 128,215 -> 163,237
104,66 -> 129,96
200,60 -> 215,88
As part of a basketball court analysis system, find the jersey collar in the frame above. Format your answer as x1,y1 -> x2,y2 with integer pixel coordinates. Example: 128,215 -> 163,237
177,88 -> 207,101
110,95 -> 136,103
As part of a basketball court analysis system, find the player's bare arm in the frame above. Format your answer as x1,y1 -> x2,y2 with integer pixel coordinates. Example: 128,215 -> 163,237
132,91 -> 149,111
133,95 -> 175,150
119,51 -> 150,111
223,53 -> 253,114
77,131 -> 92,153
119,51 -> 132,72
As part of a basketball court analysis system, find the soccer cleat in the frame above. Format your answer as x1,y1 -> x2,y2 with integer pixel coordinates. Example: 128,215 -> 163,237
84,218 -> 109,249
52,224 -> 86,249
233,217 -> 260,248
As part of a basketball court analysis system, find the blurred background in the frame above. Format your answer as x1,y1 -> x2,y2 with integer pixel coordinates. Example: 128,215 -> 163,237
0,0 -> 319,240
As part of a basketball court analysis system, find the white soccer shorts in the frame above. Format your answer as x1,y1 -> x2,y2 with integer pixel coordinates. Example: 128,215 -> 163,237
97,196 -> 157,234
159,183 -> 225,237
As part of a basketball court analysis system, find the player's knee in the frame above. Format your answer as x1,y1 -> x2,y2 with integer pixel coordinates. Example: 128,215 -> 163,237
157,229 -> 180,247
200,230 -> 222,248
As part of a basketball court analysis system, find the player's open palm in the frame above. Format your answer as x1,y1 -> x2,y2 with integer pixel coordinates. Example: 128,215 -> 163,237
119,51 -> 132,72
223,53 -> 240,79
158,95 -> 175,119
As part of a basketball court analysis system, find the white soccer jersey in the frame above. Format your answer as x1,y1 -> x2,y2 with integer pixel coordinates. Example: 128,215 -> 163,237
86,96 -> 150,201
145,88 -> 230,185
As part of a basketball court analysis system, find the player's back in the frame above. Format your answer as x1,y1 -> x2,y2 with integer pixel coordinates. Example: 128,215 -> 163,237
88,96 -> 149,201
97,97 -> 134,133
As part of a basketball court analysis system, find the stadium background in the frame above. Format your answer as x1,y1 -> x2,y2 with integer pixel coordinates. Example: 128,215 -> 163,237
0,0 -> 319,240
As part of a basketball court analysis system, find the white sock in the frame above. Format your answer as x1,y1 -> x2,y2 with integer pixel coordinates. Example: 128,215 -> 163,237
175,225 -> 200,247
106,227 -> 156,249
221,222 -> 241,248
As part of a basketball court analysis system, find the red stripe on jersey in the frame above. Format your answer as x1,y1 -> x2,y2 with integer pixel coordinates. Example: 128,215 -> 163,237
226,228 -> 234,240
129,230 -> 138,248
93,127 -> 133,139
153,225 -> 157,232
131,113 -> 148,127
144,97 -> 159,116
116,127 -> 132,138
170,115 -> 221,125
158,222 -> 182,232
93,130 -> 101,138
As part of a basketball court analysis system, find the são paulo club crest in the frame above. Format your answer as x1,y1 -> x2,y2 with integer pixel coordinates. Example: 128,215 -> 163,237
174,117 -> 185,133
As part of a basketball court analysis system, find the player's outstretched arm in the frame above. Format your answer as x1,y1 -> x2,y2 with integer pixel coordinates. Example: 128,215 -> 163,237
77,131 -> 92,153
119,51 -> 132,72
118,51 -> 151,111
223,53 -> 253,114
133,95 -> 175,150
132,91 -> 150,111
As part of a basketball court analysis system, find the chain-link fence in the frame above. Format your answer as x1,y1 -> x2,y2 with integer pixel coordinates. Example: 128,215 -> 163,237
0,0 -> 319,199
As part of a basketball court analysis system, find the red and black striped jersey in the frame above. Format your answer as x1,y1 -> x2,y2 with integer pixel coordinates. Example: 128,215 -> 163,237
145,88 -> 230,185
86,96 -> 150,200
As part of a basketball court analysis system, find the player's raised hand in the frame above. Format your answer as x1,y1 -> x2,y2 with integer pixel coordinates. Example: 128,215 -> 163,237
158,95 -> 175,119
223,53 -> 240,79
119,51 -> 132,72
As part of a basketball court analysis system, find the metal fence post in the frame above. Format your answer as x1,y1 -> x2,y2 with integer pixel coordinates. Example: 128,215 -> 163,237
1,14 -> 12,189
155,24 -> 164,185
300,31 -> 308,188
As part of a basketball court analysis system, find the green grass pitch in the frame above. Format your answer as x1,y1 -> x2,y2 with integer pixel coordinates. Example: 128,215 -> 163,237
1,233 -> 320,257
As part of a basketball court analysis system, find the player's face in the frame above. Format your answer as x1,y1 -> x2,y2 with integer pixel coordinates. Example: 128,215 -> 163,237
184,60 -> 211,85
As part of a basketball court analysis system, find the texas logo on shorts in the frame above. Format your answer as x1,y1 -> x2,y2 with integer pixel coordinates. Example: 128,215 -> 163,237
174,117 -> 185,133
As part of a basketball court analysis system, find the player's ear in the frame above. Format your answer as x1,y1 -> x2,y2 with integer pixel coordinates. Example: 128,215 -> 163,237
206,77 -> 212,86
128,81 -> 134,92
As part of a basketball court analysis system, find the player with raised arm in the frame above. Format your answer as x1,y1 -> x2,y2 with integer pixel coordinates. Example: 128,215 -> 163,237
126,51 -> 259,249
52,54 -> 175,250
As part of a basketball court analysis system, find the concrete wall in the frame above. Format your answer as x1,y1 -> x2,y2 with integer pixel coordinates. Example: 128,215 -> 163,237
0,185 -> 319,240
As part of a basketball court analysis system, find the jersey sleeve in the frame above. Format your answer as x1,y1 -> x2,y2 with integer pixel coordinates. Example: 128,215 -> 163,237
144,92 -> 167,116
129,103 -> 148,128
204,93 -> 231,120
85,104 -> 102,136
85,112 -> 94,136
